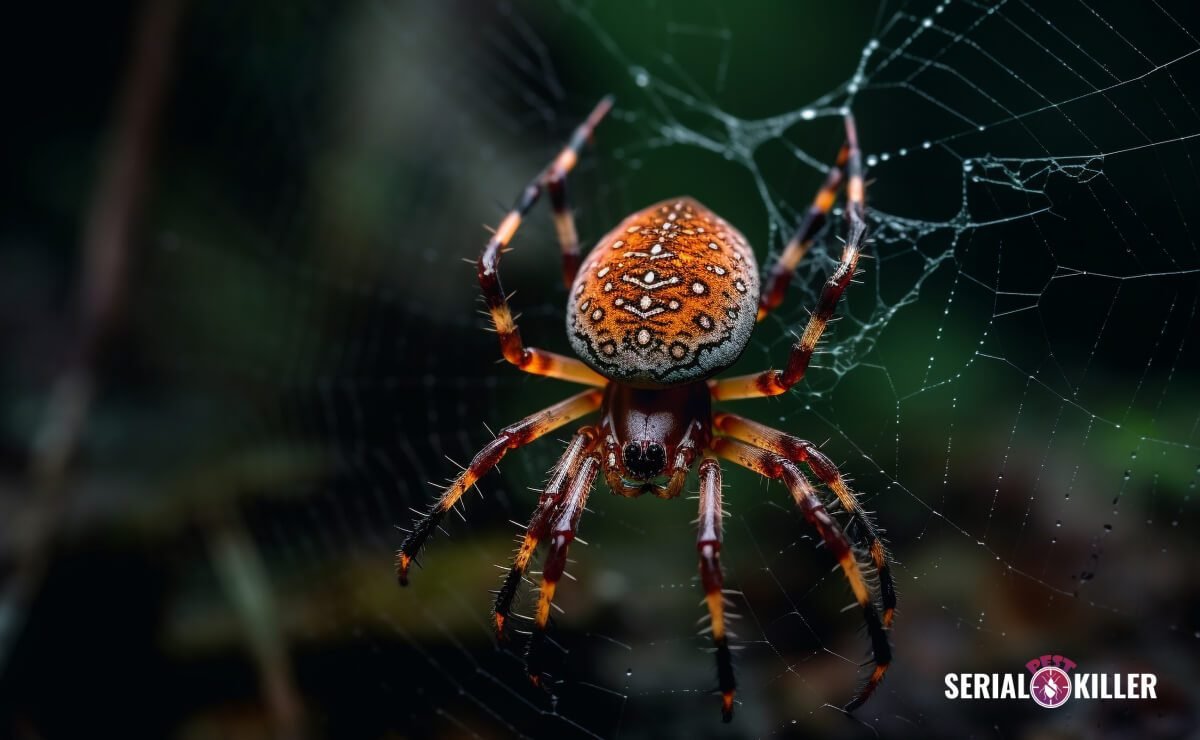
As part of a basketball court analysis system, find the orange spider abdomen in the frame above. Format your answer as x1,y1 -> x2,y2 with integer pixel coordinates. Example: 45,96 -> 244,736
567,197 -> 760,387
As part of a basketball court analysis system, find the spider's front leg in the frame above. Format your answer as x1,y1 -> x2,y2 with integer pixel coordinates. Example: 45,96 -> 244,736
492,427 -> 597,636
713,413 -> 895,627
712,437 -> 890,712
712,115 -> 866,401
696,456 -> 737,722
395,389 -> 602,585
525,450 -> 601,687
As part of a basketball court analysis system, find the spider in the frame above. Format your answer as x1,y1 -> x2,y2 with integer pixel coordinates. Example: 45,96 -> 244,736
396,96 -> 895,722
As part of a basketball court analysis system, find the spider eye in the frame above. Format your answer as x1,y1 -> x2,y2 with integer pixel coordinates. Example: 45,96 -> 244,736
622,441 -> 666,479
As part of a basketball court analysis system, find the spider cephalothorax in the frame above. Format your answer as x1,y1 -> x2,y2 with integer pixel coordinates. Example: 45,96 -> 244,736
396,97 -> 895,722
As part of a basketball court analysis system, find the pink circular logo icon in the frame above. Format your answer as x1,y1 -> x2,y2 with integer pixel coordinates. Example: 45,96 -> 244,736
1030,666 -> 1072,708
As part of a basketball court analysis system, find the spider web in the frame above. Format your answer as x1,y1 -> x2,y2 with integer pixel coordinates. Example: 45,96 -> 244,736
121,0 -> 1200,736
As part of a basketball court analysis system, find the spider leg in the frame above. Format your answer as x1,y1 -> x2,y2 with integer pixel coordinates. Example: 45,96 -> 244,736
492,427 -> 597,636
696,456 -> 736,722
757,142 -> 849,321
712,115 -> 866,401
395,389 -> 602,585
711,436 -> 890,712
526,450 -> 601,687
713,413 -> 895,628
546,100 -> 610,286
479,96 -> 614,387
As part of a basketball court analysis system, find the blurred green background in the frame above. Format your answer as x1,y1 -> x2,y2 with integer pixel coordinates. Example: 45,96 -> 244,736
2,1 -> 1199,738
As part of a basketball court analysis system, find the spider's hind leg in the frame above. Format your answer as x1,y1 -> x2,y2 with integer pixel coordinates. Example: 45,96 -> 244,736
757,142 -> 849,321
712,114 -> 867,401
477,96 -> 614,387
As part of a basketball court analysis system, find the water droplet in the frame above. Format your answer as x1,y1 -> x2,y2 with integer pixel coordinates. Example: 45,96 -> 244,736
866,154 -> 879,167
922,140 -> 932,149
1103,523 -> 1113,531
1123,470 -> 1131,480
922,17 -> 934,27
801,108 -> 816,120
1055,520 -> 1061,527
626,668 -> 633,677
632,67 -> 650,88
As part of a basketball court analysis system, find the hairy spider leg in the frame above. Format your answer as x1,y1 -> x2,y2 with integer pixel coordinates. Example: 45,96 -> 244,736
757,143 -> 849,321
526,451 -> 601,686
549,97 -> 614,286
479,96 -> 615,387
696,456 -> 736,722
712,115 -> 866,401
395,389 -> 602,585
492,427 -> 598,637
713,413 -> 896,628
711,437 -> 890,712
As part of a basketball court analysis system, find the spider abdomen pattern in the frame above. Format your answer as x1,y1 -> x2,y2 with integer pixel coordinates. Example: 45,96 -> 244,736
567,197 -> 760,387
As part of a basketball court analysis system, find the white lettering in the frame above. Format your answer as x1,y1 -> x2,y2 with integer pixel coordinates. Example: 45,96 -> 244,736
945,671 -> 1158,702
1076,673 -> 1090,699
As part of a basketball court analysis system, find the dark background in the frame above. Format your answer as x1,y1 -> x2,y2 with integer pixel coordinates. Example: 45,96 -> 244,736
2,1 -> 1199,738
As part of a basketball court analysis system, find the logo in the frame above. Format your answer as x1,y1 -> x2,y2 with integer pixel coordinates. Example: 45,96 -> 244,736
1029,665 -> 1071,708
944,654 -> 1158,709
